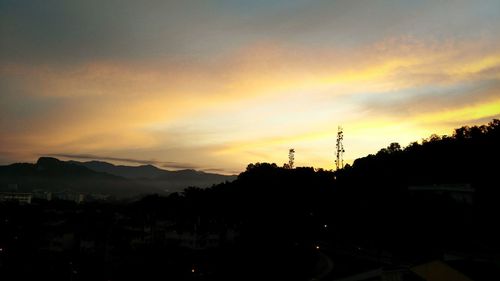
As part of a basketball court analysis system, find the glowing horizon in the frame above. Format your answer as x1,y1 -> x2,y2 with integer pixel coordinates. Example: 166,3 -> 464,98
1,0 -> 499,174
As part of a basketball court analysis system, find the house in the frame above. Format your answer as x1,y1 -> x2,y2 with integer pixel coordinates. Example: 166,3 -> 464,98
408,184 -> 474,204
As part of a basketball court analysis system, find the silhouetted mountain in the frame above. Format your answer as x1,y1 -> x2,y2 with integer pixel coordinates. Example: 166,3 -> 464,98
0,157 -> 236,198
68,160 -> 166,179
69,160 -> 235,183
69,160 -> 236,189
0,157 -> 144,196
154,168 -> 235,183
0,157 -> 121,180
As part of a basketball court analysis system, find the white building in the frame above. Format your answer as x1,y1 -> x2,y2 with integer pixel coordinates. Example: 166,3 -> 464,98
0,192 -> 32,204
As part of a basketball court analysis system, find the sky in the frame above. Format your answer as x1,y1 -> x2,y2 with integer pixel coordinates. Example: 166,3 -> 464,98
1,0 -> 500,174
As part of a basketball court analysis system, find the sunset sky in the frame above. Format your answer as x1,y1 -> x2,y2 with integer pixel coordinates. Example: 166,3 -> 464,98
1,0 -> 500,174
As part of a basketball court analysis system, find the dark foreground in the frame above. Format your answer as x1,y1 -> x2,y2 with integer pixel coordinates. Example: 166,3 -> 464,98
1,120 -> 500,280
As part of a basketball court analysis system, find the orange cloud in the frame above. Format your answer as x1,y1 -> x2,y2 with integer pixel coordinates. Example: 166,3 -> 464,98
1,37 -> 500,172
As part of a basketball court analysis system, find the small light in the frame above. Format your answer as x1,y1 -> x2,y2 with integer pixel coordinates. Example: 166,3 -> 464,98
0,248 -> 3,252
324,224 -> 328,228
316,245 -> 320,250
191,268 -> 195,273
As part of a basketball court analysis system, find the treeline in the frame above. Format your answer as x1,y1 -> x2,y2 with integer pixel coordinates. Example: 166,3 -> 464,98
338,118 -> 500,188
331,119 -> 500,258
134,119 -> 500,268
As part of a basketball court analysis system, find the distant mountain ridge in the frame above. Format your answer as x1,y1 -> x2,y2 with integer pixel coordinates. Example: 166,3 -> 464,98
0,157 -> 236,198
67,160 -> 166,179
68,159 -> 236,183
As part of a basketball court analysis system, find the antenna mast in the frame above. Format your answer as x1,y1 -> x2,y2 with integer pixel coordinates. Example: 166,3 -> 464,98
335,126 -> 345,170
288,148 -> 295,169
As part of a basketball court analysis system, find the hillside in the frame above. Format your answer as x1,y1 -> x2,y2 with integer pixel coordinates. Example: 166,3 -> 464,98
1,120 -> 499,280
69,160 -> 235,185
156,119 -> 500,266
0,157 -> 236,197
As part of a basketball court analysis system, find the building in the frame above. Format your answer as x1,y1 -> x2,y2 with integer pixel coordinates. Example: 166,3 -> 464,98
32,189 -> 52,201
52,190 -> 85,203
0,192 -> 32,204
332,260 -> 486,281
408,184 -> 474,204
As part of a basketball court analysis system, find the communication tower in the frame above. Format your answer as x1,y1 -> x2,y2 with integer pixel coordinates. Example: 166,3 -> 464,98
288,148 -> 295,169
335,126 -> 345,170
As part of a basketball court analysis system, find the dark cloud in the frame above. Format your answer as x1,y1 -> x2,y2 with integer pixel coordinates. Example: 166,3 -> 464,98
47,153 -> 198,170
2,0 -> 498,64
0,1 -> 225,64
200,167 -> 239,175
